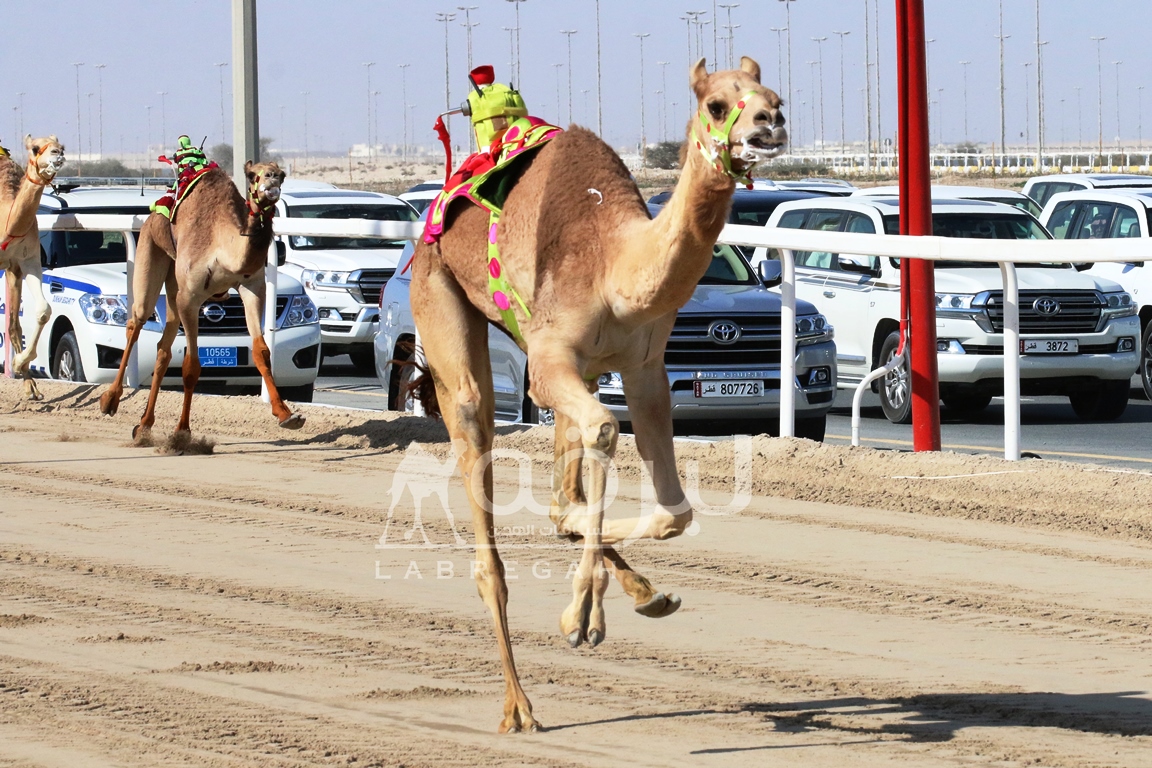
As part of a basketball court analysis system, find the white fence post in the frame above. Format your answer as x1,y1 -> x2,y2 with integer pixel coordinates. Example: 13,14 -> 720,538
1000,262 -> 1021,461
778,248 -> 796,438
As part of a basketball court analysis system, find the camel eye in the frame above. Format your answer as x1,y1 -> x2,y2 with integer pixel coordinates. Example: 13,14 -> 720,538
708,101 -> 726,120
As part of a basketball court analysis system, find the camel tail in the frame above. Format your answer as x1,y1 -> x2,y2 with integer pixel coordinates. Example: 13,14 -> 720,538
393,339 -> 441,420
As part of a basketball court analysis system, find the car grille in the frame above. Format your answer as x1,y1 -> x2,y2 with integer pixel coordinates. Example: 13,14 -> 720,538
984,291 -> 1102,334
196,296 -> 289,335
351,269 -> 394,305
664,314 -> 782,367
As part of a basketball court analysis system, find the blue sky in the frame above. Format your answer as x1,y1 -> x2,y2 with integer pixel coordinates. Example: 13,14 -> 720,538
3,1 -> 1150,157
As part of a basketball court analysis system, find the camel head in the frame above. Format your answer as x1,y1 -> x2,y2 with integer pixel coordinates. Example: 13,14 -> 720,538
23,134 -> 66,184
243,160 -> 285,222
688,57 -> 787,182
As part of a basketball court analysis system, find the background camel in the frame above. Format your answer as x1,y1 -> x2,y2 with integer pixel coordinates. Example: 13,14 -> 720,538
410,57 -> 786,732
0,135 -> 66,399
99,160 -> 305,437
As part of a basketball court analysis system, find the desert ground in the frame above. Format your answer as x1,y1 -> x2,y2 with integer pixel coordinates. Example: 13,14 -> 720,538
2,378 -> 1152,767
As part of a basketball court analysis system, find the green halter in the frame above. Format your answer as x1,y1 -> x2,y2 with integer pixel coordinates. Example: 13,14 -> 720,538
691,91 -> 760,187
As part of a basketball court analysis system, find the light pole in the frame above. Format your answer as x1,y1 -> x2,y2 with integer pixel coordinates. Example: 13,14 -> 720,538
1059,97 -> 1065,148
794,87 -> 803,149
833,30 -> 850,150
873,0 -> 882,150
553,62 -> 563,118
581,88 -> 590,124
658,60 -> 669,140
72,62 -> 83,173
811,36 -> 826,151
373,89 -> 381,162
1091,35 -> 1106,157
634,32 -> 650,169
399,63 -> 411,165
769,26 -> 787,95
94,63 -> 106,158
684,10 -> 704,64
807,60 -> 818,151
458,6 -> 479,72
362,62 -> 375,163
505,0 -> 528,85
215,62 -> 228,146
778,0 -> 796,126
864,0 -> 872,168
936,88 -> 945,147
15,92 -> 24,141
86,92 -> 93,159
1023,62 -> 1032,150
301,91 -> 310,165
1139,86 -> 1145,151
719,3 -> 739,67
1075,86 -> 1083,154
959,60 -> 971,145
595,0 -> 602,136
1035,0 -> 1046,167
157,91 -> 167,150
145,105 -> 152,156
436,12 -> 456,140
1113,60 -> 1123,150
560,30 -> 577,125
995,0 -> 1009,169
502,26 -> 517,76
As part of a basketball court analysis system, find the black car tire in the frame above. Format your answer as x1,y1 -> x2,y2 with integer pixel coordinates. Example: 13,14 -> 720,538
348,348 -> 376,373
794,415 -> 827,442
1069,379 -> 1129,421
524,399 -> 555,426
942,390 -> 993,414
1141,321 -> 1152,401
51,331 -> 86,382
277,383 -> 315,403
877,331 -> 913,424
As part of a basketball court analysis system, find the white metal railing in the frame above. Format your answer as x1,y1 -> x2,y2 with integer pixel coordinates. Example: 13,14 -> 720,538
16,213 -> 1149,461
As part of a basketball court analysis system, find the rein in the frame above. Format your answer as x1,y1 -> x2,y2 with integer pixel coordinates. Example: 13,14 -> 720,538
691,91 -> 760,188
247,177 -> 277,228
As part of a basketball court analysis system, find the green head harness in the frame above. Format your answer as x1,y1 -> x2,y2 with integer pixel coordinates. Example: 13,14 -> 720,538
464,65 -> 528,147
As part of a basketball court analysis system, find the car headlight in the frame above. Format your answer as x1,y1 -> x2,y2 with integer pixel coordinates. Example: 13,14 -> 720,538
935,292 -> 977,311
301,269 -> 354,291
79,293 -> 130,326
796,313 -> 834,345
279,294 -> 319,328
597,372 -> 623,389
1101,290 -> 1137,319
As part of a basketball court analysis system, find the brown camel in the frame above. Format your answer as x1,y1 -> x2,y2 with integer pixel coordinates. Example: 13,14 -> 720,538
410,57 -> 786,732
99,160 -> 305,437
0,135 -> 66,400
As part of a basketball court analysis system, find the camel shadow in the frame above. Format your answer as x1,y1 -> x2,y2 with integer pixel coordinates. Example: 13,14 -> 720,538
304,416 -> 449,452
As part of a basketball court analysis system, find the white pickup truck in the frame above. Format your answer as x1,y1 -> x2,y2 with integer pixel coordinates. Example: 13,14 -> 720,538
0,186 -> 320,399
274,184 -> 420,370
754,195 -> 1140,423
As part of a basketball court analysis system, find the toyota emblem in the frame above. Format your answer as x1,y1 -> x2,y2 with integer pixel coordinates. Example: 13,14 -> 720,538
1032,296 -> 1061,316
202,303 -> 227,323
708,320 -> 741,345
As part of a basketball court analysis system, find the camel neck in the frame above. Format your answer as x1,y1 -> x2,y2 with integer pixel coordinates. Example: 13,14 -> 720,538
2,165 -> 49,248
609,143 -> 736,321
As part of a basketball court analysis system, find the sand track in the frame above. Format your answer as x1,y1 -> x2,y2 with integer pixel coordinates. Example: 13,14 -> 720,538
2,380 -> 1152,766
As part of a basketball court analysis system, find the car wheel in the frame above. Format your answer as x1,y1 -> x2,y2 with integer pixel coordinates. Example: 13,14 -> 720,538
1069,379 -> 1129,421
277,383 -> 314,403
941,390 -> 993,414
877,331 -> 912,424
794,415 -> 826,442
524,399 -> 555,426
51,331 -> 86,382
1142,322 -> 1152,401
349,348 -> 376,373
395,361 -> 417,412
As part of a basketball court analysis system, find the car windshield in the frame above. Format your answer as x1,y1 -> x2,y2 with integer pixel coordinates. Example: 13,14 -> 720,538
981,196 -> 1043,218
41,206 -> 146,268
881,212 -> 1064,268
698,243 -> 759,285
286,203 -> 417,249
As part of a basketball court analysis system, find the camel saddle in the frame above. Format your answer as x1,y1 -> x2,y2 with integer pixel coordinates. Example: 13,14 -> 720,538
423,116 -> 563,342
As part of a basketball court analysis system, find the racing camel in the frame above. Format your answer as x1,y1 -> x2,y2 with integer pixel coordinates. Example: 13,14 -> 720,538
98,160 -> 305,437
411,57 -> 786,732
0,135 -> 66,400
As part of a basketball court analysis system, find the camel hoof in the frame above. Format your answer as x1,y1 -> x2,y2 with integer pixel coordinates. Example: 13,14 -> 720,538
131,424 -> 140,439
635,592 -> 682,618
25,380 -> 43,401
587,629 -> 604,648
99,391 -> 120,416
278,413 -> 306,430
566,629 -> 583,648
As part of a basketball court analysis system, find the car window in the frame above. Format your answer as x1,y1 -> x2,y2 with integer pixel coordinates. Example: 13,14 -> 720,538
882,212 -> 1060,268
1028,182 -> 1051,205
1111,205 -> 1141,238
777,210 -> 807,229
1074,203 -> 1116,240
286,203 -> 418,249
795,210 -> 845,269
698,243 -> 758,286
982,196 -> 1042,218
1045,200 -> 1078,239
52,230 -> 131,268
1032,181 -> 1080,207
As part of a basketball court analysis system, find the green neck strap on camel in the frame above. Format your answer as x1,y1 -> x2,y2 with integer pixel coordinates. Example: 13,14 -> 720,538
691,91 -> 760,187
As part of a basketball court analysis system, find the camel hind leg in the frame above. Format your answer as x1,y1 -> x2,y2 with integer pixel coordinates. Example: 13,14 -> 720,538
100,216 -> 175,418
238,278 -> 303,429
411,258 -> 538,734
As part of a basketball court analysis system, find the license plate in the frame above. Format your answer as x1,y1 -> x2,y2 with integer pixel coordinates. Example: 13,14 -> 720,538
693,380 -> 764,398
199,346 -> 238,367
1021,338 -> 1078,354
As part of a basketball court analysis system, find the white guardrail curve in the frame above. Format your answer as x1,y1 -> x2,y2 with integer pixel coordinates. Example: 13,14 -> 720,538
20,212 -> 1152,460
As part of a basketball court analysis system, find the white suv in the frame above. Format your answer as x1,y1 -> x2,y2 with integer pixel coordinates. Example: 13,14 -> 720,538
1039,188 -> 1152,399
274,186 -> 420,370
754,196 -> 1140,422
2,187 -> 321,399
1024,173 -> 1152,208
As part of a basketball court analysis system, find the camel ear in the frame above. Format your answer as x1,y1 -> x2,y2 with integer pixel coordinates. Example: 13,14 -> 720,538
48,134 -> 58,144
740,57 -> 761,84
690,57 -> 710,98
244,159 -> 254,178
24,134 -> 33,151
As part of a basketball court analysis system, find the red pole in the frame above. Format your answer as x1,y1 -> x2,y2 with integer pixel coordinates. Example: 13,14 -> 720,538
895,0 -> 941,451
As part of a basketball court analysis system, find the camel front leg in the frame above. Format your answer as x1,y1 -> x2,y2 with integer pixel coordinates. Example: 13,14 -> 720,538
101,247 -> 172,419
412,262 -> 538,733
530,349 -> 615,648
238,280 -> 304,429
134,269 -> 182,439
12,267 -> 50,399
174,293 -> 203,434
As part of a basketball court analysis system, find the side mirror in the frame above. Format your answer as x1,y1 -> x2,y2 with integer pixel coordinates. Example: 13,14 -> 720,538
757,259 -> 783,287
275,239 -> 287,267
838,255 -> 881,277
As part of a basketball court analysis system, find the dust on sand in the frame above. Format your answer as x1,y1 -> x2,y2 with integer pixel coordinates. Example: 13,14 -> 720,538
2,378 -> 1152,767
